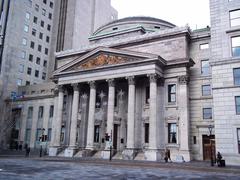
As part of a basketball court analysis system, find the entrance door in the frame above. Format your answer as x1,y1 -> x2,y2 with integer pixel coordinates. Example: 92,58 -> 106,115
113,124 -> 118,150
202,135 -> 215,160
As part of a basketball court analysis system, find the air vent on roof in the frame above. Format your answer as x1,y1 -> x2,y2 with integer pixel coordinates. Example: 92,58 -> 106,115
112,27 -> 118,30
154,26 -> 160,29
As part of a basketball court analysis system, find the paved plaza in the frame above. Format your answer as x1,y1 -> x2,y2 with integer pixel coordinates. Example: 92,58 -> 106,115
0,158 -> 239,180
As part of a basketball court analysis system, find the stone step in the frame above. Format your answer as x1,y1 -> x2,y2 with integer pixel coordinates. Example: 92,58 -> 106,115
112,152 -> 123,160
134,152 -> 145,161
74,150 -> 83,157
92,151 -> 102,159
57,149 -> 65,157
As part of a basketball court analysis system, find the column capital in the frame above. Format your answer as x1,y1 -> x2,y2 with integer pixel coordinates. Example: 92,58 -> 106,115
147,74 -> 159,83
106,79 -> 115,87
88,81 -> 96,89
126,76 -> 135,85
71,83 -> 80,91
178,75 -> 189,85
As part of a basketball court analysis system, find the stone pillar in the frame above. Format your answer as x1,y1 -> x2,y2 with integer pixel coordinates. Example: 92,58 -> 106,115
19,107 -> 27,145
86,81 -> 96,150
145,74 -> 159,161
178,75 -> 190,162
123,76 -> 136,160
65,83 -> 80,157
49,85 -> 64,156
102,79 -> 115,159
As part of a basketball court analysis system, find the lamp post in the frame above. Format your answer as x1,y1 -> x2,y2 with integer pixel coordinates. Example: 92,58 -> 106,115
208,125 -> 214,166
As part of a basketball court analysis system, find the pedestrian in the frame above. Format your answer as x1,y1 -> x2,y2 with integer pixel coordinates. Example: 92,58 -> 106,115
25,145 -> 30,157
216,152 -> 222,166
164,148 -> 171,162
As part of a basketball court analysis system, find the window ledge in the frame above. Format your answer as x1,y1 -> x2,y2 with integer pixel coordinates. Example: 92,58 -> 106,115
166,143 -> 180,148
226,27 -> 240,34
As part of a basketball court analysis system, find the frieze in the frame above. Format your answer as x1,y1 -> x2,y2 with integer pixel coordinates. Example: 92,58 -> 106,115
71,53 -> 138,70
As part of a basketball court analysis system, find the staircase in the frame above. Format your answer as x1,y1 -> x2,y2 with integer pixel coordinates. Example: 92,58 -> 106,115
112,151 -> 123,160
57,149 -> 65,157
134,152 -> 145,161
74,150 -> 84,157
92,151 -> 102,159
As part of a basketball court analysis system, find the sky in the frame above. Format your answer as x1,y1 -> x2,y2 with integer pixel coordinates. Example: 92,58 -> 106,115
111,0 -> 210,30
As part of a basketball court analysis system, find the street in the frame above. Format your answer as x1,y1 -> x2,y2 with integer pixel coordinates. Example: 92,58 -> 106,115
0,158 -> 239,179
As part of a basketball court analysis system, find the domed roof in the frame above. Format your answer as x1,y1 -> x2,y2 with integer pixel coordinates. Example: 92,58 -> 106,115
93,16 -> 176,36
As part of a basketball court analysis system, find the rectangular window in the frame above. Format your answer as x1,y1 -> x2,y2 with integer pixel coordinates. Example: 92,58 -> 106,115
202,85 -> 211,96
193,136 -> 197,144
168,84 -> 176,103
43,60 -> 47,67
35,4 -> 39,11
36,57 -> 41,64
203,108 -> 212,119
25,12 -> 30,20
27,67 -> 32,75
50,1 -> 53,8
32,28 -> 36,36
231,36 -> 240,57
48,13 -> 52,20
236,96 -> 240,114
16,79 -> 22,86
42,72 -> 46,80
47,24 -> 51,31
22,38 -> 27,45
42,8 -> 46,16
26,81 -> 30,85
144,123 -> 149,143
43,0 -> 47,4
230,9 -> 240,27
29,54 -> 33,62
35,70 -> 39,77
41,20 -> 44,27
45,48 -> 48,55
38,106 -> 44,118
200,43 -> 209,50
36,129 -> 41,141
27,107 -> 33,119
168,123 -> 177,143
145,86 -> 150,104
33,16 -> 38,23
38,44 -> 42,52
237,128 -> 240,153
30,41 -> 35,49
46,36 -> 50,43
24,24 -> 29,32
49,105 -> 54,118
39,32 -> 43,39
18,64 -> 24,73
233,68 -> 240,85
201,60 -> 210,75
21,51 -> 26,59
48,128 -> 52,141
94,125 -> 100,143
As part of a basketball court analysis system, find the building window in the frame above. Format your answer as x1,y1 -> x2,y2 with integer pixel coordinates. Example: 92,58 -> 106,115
38,106 -> 44,118
145,86 -> 150,104
22,38 -> 27,45
38,45 -> 42,52
42,8 -> 46,16
48,13 -> 52,20
39,32 -> 43,39
231,36 -> 240,57
43,60 -> 47,67
30,41 -> 35,49
35,4 -> 39,11
46,36 -> 50,43
144,123 -> 149,143
27,107 -> 33,119
33,16 -> 38,23
32,28 -> 36,36
233,68 -> 240,85
16,79 -> 22,86
47,128 -> 52,141
230,9 -> 240,27
45,48 -> 48,55
237,128 -> 240,153
42,72 -> 46,80
29,54 -> 33,62
25,12 -> 30,20
41,20 -> 44,27
193,136 -> 197,144
43,0 -> 47,4
203,108 -> 212,119
49,105 -> 54,118
202,85 -> 211,96
26,81 -> 30,85
21,51 -> 26,59
24,24 -> 29,32
168,84 -> 176,103
94,125 -> 100,143
35,70 -> 39,77
200,43 -> 209,50
36,57 -> 41,64
50,1 -> 53,8
168,123 -> 177,143
47,24 -> 51,31
36,129 -> 41,141
201,60 -> 210,75
236,96 -> 240,114
18,64 -> 24,73
27,67 -> 32,75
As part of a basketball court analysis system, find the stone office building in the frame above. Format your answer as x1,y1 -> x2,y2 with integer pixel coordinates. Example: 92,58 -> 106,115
3,0 -> 240,165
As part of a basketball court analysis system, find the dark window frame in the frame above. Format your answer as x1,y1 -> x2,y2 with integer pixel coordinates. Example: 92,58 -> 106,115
168,123 -> 177,143
168,84 -> 176,103
203,108 -> 212,119
233,68 -> 240,85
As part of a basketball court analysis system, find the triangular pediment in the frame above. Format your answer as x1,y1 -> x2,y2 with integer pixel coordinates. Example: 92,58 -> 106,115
54,47 -> 159,75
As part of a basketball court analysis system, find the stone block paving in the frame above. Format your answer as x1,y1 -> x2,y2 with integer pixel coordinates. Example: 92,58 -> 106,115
0,157 -> 239,180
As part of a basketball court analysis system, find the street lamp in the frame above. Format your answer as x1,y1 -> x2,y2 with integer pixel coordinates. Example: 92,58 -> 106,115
208,125 -> 214,166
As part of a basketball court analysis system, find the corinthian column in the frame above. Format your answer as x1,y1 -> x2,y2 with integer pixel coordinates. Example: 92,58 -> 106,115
86,81 -> 96,149
69,83 -> 80,148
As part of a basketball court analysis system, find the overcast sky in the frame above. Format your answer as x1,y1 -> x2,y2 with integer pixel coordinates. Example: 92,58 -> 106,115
111,0 -> 210,30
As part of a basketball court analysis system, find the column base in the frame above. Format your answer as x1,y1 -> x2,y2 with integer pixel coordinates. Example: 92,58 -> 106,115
64,147 -> 77,157
144,149 -> 164,161
49,147 -> 61,156
122,149 -> 136,160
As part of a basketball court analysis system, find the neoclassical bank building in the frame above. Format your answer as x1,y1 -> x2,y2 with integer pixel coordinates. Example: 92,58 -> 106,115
4,16 -> 240,164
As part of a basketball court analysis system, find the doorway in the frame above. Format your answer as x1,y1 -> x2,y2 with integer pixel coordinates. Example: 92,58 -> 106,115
202,135 -> 215,161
